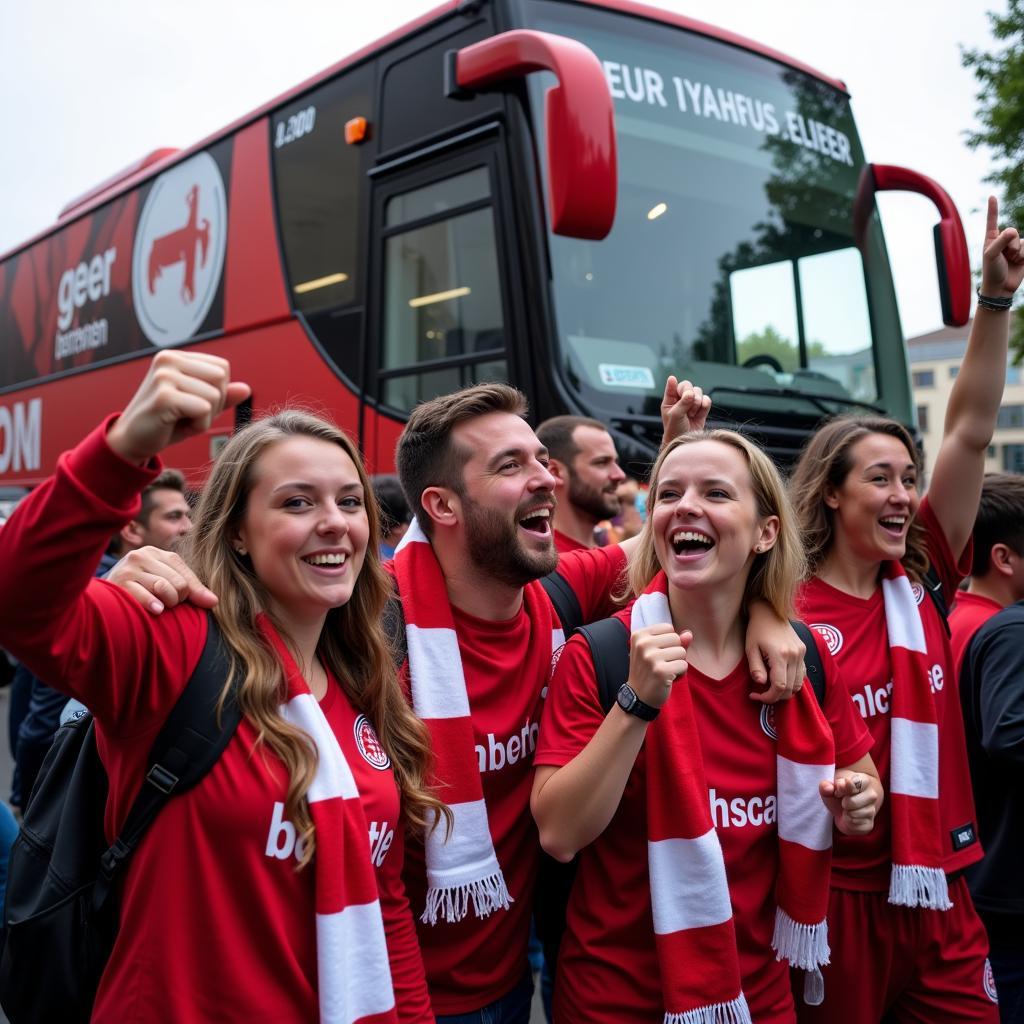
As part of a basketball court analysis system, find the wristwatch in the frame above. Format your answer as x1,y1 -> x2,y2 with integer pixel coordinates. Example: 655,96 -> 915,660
615,682 -> 660,721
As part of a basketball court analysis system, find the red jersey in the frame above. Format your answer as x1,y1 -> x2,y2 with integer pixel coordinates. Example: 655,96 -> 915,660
554,528 -> 589,554
400,544 -> 627,1014
535,611 -> 870,1024
949,590 -> 1003,675
0,424 -> 432,1024
795,496 -> 981,889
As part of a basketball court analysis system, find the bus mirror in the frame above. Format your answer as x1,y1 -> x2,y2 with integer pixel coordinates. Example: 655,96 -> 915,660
853,163 -> 970,327
452,30 -> 617,240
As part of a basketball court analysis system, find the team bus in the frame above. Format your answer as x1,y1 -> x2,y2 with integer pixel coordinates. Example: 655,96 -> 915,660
0,0 -> 971,488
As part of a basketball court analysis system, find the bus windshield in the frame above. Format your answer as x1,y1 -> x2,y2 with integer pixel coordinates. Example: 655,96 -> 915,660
524,1 -> 904,428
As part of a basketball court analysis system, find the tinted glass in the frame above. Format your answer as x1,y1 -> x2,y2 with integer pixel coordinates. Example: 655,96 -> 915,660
997,404 -> 1024,429
384,206 -> 503,370
524,2 -> 906,424
272,66 -> 373,314
380,160 -> 506,415
383,357 -> 507,412
385,168 -> 490,228
1003,444 -> 1024,473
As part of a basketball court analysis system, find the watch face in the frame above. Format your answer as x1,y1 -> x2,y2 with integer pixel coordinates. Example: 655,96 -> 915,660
617,684 -> 636,711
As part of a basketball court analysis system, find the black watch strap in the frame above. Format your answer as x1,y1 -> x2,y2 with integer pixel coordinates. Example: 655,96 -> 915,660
616,682 -> 659,721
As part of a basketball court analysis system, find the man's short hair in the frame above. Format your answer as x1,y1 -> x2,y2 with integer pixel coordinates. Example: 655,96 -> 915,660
535,415 -> 608,467
971,473 -> 1024,577
138,469 -> 187,526
396,383 -> 528,538
371,475 -> 411,536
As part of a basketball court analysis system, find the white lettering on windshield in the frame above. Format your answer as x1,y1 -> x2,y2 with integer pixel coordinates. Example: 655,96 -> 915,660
600,60 -> 854,167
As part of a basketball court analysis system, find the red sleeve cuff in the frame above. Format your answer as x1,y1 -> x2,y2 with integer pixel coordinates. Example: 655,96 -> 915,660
64,414 -> 163,515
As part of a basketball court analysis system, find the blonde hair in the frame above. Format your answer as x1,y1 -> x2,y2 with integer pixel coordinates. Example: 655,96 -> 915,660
624,431 -> 805,620
788,415 -> 928,581
182,410 -> 447,868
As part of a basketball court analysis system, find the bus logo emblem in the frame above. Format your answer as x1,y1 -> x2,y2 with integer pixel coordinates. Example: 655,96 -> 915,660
147,185 -> 210,303
132,152 -> 227,348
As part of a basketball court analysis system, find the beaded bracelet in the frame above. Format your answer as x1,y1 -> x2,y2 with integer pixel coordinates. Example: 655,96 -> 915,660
976,289 -> 1014,312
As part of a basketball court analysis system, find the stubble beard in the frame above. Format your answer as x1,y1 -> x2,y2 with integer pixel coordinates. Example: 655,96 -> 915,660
463,496 -> 559,587
568,473 -> 621,522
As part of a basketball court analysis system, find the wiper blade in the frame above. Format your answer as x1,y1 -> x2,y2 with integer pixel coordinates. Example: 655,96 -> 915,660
707,385 -> 885,417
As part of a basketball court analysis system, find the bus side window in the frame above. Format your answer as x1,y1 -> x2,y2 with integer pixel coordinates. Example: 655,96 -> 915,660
272,65 -> 375,382
379,165 -> 507,414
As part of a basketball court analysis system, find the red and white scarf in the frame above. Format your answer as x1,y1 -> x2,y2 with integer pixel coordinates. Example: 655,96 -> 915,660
631,576 -> 835,1023
880,562 -> 952,910
394,517 -> 562,924
260,616 -> 398,1024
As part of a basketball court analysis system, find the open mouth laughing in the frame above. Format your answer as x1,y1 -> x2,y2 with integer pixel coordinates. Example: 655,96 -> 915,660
878,515 -> 907,538
518,505 -> 553,538
670,529 -> 716,558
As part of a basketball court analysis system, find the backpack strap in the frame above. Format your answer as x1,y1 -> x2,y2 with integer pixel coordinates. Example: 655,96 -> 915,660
577,617 -> 829,711
790,619 -> 826,708
575,617 -> 631,713
540,571 -> 585,636
94,614 -> 241,909
921,565 -> 951,637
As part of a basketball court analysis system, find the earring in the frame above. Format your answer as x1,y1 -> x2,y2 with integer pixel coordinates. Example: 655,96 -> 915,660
236,546 -> 248,557
754,545 -> 764,553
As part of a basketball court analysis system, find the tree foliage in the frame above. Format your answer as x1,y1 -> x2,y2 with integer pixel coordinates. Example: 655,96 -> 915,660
963,0 -> 1024,360
737,327 -> 828,372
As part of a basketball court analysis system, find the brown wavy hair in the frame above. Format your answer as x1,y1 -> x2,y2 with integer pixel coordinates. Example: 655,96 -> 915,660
623,431 -> 805,620
788,415 -> 928,582
181,410 -> 448,869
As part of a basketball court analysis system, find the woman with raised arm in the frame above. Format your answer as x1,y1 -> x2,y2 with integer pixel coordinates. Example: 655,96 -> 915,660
788,198 -> 1023,1024
0,350 -> 446,1024
531,429 -> 881,1023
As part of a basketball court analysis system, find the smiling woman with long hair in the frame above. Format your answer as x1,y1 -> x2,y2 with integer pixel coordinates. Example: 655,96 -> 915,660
787,199 -> 1023,1024
0,350 -> 446,1024
531,430 -> 880,1023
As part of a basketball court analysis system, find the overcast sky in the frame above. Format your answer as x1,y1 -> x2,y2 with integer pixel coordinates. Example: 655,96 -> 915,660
0,0 -> 1005,339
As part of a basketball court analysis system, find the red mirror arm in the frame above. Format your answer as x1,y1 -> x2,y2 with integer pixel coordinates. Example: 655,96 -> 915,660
455,30 -> 617,240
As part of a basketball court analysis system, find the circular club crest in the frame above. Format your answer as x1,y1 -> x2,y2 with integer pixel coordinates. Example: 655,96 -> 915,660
132,152 -> 227,347
354,715 -> 391,771
911,582 -> 926,605
759,704 -> 778,740
983,958 -> 999,1004
811,623 -> 843,656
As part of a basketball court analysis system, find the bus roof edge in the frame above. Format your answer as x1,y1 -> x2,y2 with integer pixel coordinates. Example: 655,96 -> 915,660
58,148 -> 181,220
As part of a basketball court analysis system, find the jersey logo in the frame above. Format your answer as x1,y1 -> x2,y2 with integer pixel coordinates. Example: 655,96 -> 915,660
811,622 -> 843,656
354,715 -> 391,771
759,704 -> 777,740
911,582 -> 926,605
132,151 -> 227,347
984,958 -> 999,1004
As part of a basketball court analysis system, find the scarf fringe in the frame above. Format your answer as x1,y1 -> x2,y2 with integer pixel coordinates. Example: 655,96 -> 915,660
664,992 -> 752,1024
888,864 -> 953,910
419,872 -> 513,925
771,907 -> 830,971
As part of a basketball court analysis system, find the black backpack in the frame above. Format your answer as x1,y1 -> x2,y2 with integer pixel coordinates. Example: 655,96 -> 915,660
533,594 -> 828,973
0,615 -> 242,1023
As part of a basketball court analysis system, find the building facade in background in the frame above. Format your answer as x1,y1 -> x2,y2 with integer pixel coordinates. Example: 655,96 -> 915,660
909,316 -> 1024,479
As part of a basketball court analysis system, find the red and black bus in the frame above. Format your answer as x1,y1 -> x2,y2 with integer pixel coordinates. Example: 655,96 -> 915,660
0,0 -> 971,489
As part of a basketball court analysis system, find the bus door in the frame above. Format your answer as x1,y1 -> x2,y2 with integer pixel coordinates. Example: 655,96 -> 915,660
363,138 -> 528,472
